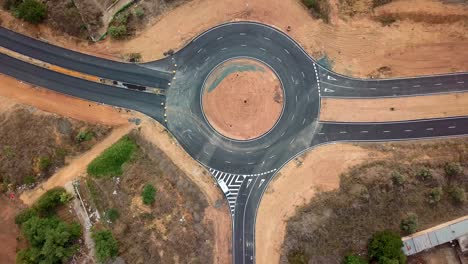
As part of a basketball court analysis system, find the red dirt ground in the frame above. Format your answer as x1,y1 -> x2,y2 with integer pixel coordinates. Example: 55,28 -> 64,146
0,196 -> 21,264
202,59 -> 284,140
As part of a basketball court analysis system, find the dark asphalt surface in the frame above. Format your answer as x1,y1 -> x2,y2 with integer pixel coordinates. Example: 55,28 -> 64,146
1,21 -> 468,264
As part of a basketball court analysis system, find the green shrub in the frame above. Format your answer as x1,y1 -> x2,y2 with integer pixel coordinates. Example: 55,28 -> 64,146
13,0 -> 47,24
344,254 -> 368,264
76,131 -> 94,142
18,216 -> 81,263
400,214 -> 418,235
368,230 -> 406,264
92,230 -> 119,263
15,208 -> 38,225
24,175 -> 36,185
108,25 -> 127,39
135,8 -> 144,18
444,162 -> 463,178
428,187 -> 442,204
124,52 -> 142,62
34,187 -> 67,214
449,186 -> 466,204
142,184 -> 156,205
417,167 -> 432,181
302,0 -> 330,23
105,208 -> 120,222
373,0 -> 392,8
87,136 -> 136,178
38,156 -> 51,171
287,248 -> 309,264
114,11 -> 130,25
391,171 -> 405,186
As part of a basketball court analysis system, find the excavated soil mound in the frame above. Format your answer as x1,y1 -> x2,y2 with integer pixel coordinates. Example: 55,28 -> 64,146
202,59 -> 284,140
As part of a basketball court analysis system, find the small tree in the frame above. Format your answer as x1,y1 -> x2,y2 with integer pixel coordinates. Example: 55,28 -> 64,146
449,187 -> 466,204
391,171 -> 405,186
135,8 -> 144,18
444,162 -> 463,178
428,187 -> 442,204
108,25 -> 127,39
142,184 -> 156,205
400,214 -> 418,235
368,230 -> 406,264
92,230 -> 118,263
344,254 -> 368,264
417,167 -> 432,181
105,208 -> 120,222
13,0 -> 47,24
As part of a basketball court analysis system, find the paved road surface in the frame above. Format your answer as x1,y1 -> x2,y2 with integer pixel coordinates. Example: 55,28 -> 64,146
1,21 -> 467,264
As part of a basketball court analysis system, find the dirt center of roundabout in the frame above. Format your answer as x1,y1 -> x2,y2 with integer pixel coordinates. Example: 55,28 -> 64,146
202,58 -> 284,140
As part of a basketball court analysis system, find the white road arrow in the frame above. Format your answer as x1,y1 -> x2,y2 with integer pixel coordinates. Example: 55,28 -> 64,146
247,179 -> 252,188
324,88 -> 335,93
327,75 -> 337,81
258,179 -> 265,188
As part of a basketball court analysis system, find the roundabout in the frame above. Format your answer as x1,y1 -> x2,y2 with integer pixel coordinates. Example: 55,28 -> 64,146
201,58 -> 285,141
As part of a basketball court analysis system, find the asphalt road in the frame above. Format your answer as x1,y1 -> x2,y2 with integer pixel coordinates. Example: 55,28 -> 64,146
1,21 -> 468,264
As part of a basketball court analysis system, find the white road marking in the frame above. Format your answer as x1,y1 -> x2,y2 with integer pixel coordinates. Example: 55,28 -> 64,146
360,131 -> 368,133
241,44 -> 247,47
426,128 -> 434,131
248,162 -> 255,165
258,179 -> 265,188
302,118 -> 306,125
217,36 -> 223,40
405,129 -> 412,132
240,33 -> 246,35
301,72 -> 305,78
280,131 -> 285,137
392,86 -> 399,89
204,57 -> 210,61
369,88 -> 377,90
449,126 -> 456,129
269,155 -> 276,159
197,48 -> 203,53
247,179 -> 252,188
291,114 -> 295,121
276,57 -> 282,62
284,49 -> 290,54
324,88 -> 334,93
413,85 -> 421,88
263,37 -> 271,41
290,138 -> 295,144
327,75 -> 337,81
383,130 -> 391,133
203,150 -> 209,154
457,81 -> 465,84
434,83 -> 442,86
225,161 -> 231,163
295,95 -> 298,102
340,131 -> 347,134
259,47 -> 266,51
221,47 -> 228,51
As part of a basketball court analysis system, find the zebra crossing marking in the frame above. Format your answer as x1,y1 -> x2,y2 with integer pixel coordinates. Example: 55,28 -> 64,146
208,168 -> 277,216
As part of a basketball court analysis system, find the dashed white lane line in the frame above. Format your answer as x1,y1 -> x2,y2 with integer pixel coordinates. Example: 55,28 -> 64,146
313,63 -> 321,97
240,33 -> 246,35
241,44 -> 247,47
458,81 -> 465,84
284,49 -> 290,54
290,138 -> 295,144
291,114 -> 295,121
302,118 -> 306,125
449,126 -> 456,129
217,36 -> 223,40
434,83 -> 442,86
301,72 -> 305,78
413,85 -> 421,88
295,95 -> 298,102
197,48 -> 203,53
221,47 -> 228,51
276,57 -> 282,62
318,132 -> 325,135
404,129 -> 413,132
369,88 -> 377,90
259,47 -> 266,51
263,37 -> 271,41
392,86 -> 399,89
360,131 -> 368,133
204,56 -> 210,62
269,155 -> 276,159
339,131 -> 347,134
426,128 -> 434,131
225,161 -> 231,163
383,130 -> 391,133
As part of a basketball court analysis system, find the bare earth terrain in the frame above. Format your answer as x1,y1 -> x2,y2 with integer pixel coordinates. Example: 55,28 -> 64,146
320,92 -> 468,122
202,58 -> 284,140
0,0 -> 466,78
0,196 -> 21,264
